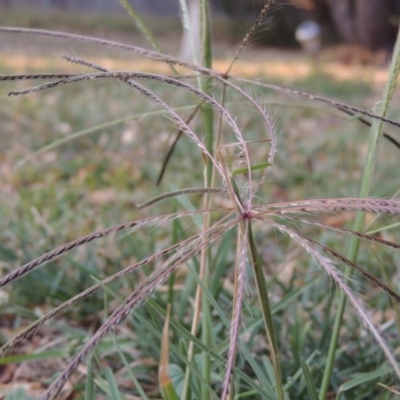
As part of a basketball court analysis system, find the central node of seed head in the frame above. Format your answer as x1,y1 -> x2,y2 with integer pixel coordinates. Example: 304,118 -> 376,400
242,209 -> 253,220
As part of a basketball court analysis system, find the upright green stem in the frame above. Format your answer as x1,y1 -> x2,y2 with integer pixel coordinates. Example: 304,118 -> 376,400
201,0 -> 214,186
319,26 -> 400,400
199,2 -> 214,399
181,1 -> 214,399
247,222 -> 284,400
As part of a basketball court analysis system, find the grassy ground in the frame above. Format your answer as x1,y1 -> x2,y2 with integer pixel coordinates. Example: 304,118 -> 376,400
1,9 -> 400,400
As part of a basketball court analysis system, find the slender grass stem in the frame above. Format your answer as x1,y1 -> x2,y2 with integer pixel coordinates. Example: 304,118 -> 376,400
199,2 -> 214,398
247,222 -> 284,400
182,2 -> 214,399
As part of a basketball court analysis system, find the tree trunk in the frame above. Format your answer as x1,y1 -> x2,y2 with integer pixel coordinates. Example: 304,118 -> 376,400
326,0 -> 357,43
327,0 -> 393,50
354,0 -> 392,50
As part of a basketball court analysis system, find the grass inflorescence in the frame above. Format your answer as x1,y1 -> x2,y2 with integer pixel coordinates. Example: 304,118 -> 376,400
1,1 -> 400,399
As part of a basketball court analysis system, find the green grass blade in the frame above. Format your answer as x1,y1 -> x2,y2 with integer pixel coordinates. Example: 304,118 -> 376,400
300,358 -> 319,400
105,367 -> 123,400
231,163 -> 272,176
159,305 -> 180,400
283,350 -> 319,391
85,354 -> 95,400
0,350 -> 67,365
185,260 -> 231,327
160,369 -> 181,397
238,343 -> 278,399
234,390 -> 258,399
337,364 -> 392,393
113,336 -> 149,400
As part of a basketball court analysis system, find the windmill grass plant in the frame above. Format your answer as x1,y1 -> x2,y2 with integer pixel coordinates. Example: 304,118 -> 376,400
1,1 -> 400,399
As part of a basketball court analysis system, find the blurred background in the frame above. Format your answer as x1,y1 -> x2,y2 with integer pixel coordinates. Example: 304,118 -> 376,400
1,0 -> 400,56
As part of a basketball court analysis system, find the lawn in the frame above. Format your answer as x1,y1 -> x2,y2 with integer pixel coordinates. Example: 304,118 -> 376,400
1,7 -> 400,400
